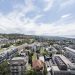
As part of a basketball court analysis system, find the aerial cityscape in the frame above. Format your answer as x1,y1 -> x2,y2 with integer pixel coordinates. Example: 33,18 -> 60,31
0,0 -> 75,75
0,34 -> 75,75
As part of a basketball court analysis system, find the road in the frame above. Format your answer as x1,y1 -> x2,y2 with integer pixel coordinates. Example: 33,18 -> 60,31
47,72 -> 51,75
45,60 -> 51,75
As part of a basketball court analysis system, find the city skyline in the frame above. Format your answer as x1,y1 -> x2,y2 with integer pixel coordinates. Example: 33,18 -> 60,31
0,0 -> 75,38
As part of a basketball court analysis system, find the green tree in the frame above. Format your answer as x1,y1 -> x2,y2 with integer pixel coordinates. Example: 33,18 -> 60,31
0,61 -> 10,75
28,52 -> 33,65
1,43 -> 10,48
25,69 -> 37,75
44,64 -> 47,75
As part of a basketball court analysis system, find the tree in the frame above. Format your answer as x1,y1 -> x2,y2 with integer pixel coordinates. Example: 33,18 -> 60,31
25,69 -> 37,75
41,49 -> 48,56
1,43 -> 10,48
44,64 -> 47,75
28,52 -> 33,65
0,61 -> 10,75
49,52 -> 52,57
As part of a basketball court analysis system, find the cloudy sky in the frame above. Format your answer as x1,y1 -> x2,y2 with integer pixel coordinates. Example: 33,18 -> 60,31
0,0 -> 75,38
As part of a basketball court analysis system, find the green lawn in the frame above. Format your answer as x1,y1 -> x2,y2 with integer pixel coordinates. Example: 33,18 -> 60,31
40,47 -> 45,54
32,53 -> 37,61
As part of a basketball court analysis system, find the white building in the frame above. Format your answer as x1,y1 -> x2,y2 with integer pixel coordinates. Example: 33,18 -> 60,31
39,56 -> 44,62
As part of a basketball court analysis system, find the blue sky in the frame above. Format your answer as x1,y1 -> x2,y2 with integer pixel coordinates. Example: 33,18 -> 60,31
0,0 -> 75,38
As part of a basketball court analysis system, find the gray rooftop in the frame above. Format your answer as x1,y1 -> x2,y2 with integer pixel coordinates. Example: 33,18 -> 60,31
64,47 -> 75,53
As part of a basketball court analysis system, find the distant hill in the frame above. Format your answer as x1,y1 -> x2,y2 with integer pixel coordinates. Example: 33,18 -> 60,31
35,35 -> 71,40
0,33 -> 35,39
0,33 -> 75,41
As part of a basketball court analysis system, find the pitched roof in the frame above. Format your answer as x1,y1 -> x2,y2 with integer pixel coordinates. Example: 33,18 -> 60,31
32,60 -> 44,70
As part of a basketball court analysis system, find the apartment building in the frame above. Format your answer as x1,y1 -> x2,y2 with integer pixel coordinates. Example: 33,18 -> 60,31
64,47 -> 75,63
51,54 -> 75,75
8,57 -> 27,75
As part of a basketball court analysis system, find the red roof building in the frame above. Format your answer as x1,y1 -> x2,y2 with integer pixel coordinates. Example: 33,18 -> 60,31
32,60 -> 44,71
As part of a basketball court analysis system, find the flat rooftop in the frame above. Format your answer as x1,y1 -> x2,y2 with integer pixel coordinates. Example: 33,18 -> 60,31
52,66 -> 60,71
54,54 -> 74,68
54,55 -> 72,64
12,57 -> 25,61
64,47 -> 75,53
39,56 -> 44,62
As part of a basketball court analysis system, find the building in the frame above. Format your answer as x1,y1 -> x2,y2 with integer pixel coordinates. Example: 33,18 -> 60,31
29,42 -> 42,52
54,56 -> 67,70
32,60 -> 44,70
39,56 -> 44,62
51,66 -> 71,75
32,60 -> 44,75
46,46 -> 57,54
51,54 -> 75,75
64,47 -> 75,63
19,49 -> 26,57
8,57 -> 27,75
0,38 -> 8,44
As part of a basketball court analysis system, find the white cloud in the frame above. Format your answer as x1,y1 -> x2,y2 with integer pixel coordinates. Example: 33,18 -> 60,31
0,0 -> 75,38
61,14 -> 71,18
61,0 -> 74,6
0,11 -> 75,37
60,0 -> 75,9
29,14 -> 43,22
43,0 -> 53,12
